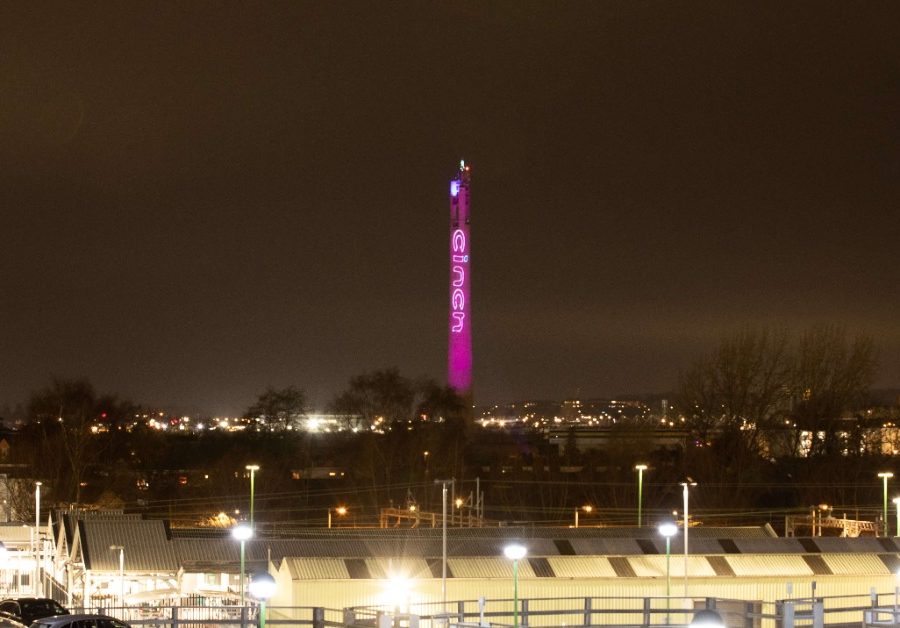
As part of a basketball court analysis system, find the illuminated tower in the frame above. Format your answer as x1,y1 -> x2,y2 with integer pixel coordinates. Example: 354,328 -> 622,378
448,160 -> 472,402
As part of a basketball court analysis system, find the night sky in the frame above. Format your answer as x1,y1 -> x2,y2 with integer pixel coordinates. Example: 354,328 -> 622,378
2,2 -> 899,415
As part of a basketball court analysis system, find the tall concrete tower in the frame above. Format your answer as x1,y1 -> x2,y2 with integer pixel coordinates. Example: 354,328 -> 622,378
448,160 -> 472,402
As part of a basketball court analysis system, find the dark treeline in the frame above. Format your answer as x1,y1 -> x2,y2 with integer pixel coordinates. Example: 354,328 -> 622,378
2,325 -> 897,531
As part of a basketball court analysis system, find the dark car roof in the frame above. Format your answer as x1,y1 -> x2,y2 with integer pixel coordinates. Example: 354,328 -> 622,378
31,615 -> 125,627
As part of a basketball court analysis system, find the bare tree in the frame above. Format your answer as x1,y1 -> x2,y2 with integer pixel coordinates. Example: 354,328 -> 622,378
331,368 -> 414,430
678,328 -> 793,456
244,386 -> 307,431
790,325 -> 877,457
28,377 -> 98,503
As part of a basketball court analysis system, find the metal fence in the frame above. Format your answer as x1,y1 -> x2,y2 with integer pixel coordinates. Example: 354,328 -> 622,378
72,605 -> 345,628
62,590 -> 900,628
348,591 -> 900,628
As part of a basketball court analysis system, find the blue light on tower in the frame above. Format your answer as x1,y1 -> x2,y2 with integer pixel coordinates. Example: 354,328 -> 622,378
450,180 -> 459,197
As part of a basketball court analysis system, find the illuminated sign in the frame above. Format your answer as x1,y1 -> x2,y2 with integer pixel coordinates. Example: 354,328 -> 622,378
448,162 -> 472,398
451,228 -> 467,333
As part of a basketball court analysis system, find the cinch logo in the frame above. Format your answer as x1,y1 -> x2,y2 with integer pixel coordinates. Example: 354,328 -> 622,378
451,229 -> 468,333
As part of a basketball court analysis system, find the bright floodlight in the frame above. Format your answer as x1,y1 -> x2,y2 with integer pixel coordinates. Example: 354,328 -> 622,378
635,464 -> 648,471
232,523 -> 253,541
879,472 -> 894,478
690,609 -> 725,628
504,544 -> 527,561
658,521 -> 678,538
248,572 -> 276,600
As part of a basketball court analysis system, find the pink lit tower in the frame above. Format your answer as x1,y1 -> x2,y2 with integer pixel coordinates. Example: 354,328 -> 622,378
448,160 -> 473,405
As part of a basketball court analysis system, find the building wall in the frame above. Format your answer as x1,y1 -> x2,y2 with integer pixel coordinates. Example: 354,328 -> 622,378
275,573 -> 898,625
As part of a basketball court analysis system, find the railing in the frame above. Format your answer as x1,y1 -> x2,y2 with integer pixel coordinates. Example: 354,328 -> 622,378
72,605 -> 345,628
349,591 -> 900,628
347,596 -> 760,628
60,590 -> 900,628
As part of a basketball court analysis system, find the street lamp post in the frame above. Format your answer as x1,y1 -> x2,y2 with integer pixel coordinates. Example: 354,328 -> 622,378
659,521 -> 678,624
504,544 -> 527,628
109,545 -> 125,609
246,465 -> 260,529
328,506 -> 347,529
249,573 -> 276,628
893,498 -> 900,538
680,479 -> 697,596
232,523 -> 253,609
575,505 -> 593,528
879,472 -> 894,537
435,479 -> 453,610
34,481 -> 41,596
635,465 -> 648,527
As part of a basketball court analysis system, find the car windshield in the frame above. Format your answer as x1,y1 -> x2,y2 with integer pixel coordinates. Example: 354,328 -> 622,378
20,601 -> 66,617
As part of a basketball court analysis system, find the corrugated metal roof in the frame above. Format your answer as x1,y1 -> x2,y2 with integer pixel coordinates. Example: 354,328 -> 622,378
546,556 -> 617,578
82,519 -> 178,572
570,538 -> 645,555
815,537 -> 889,553
284,557 -> 349,580
803,554 -> 832,575
734,538 -> 807,553
0,524 -> 36,546
365,558 -> 434,580
684,539 -> 731,555
447,557 -> 535,579
823,553 -> 892,575
212,525 -> 773,542
628,555 -> 669,578
726,554 -> 813,577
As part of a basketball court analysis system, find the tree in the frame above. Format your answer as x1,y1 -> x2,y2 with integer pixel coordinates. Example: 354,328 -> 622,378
244,386 -> 307,431
678,325 -> 878,463
790,325 -> 877,457
28,377 -> 100,503
415,380 -> 466,423
678,328 -> 793,456
331,368 -> 413,430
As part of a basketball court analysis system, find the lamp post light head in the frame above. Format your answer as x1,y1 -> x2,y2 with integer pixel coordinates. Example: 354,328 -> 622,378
335,506 -> 348,516
690,609 -> 725,628
582,505 -> 593,514
248,572 -> 276,601
232,523 -> 253,541
658,521 -> 678,538
879,472 -> 894,479
504,544 -> 527,561
635,464 -> 648,472
246,464 -> 260,472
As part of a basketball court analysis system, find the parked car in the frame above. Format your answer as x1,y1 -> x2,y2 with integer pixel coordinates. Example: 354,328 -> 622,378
0,611 -> 27,628
0,600 -> 68,626
29,615 -> 129,628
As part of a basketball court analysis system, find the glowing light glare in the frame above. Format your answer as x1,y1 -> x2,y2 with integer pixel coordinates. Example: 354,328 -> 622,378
658,521 -> 678,538
504,544 -> 527,561
381,574 -> 414,611
690,610 -> 726,628
248,572 -> 276,600
232,523 -> 253,541
450,180 -> 459,197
